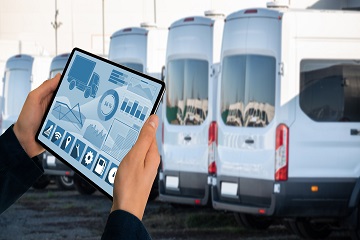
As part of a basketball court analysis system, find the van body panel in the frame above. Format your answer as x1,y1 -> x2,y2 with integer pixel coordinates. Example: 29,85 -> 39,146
213,8 -> 360,218
2,54 -> 33,132
160,15 -> 223,205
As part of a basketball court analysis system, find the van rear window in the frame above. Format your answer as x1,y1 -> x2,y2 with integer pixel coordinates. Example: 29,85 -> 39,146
166,59 -> 209,125
220,54 -> 276,127
300,60 -> 360,122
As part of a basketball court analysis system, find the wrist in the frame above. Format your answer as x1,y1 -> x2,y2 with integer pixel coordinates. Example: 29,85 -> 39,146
13,123 -> 40,158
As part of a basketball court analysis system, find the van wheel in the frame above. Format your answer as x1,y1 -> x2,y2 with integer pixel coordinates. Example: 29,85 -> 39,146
289,218 -> 332,239
73,174 -> 96,195
84,87 -> 91,98
234,212 -> 273,230
55,176 -> 74,190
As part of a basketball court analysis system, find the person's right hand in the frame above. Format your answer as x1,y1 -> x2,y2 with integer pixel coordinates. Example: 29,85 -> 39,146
111,114 -> 160,220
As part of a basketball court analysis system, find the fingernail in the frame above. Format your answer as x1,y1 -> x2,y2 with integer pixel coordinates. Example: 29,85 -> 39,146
148,115 -> 158,129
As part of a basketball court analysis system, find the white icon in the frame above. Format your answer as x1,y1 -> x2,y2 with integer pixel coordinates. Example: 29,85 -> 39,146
84,151 -> 94,165
107,167 -> 117,184
94,157 -> 107,176
44,125 -> 53,137
54,132 -> 62,140
65,136 -> 72,148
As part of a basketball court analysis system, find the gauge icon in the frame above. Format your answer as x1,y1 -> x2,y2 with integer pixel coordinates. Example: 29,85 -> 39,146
97,89 -> 119,121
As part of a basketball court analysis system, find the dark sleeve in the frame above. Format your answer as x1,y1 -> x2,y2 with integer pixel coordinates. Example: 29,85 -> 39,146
101,210 -> 152,240
0,125 -> 44,214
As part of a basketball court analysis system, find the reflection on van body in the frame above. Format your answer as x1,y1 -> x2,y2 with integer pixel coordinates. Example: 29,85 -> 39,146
166,59 -> 209,125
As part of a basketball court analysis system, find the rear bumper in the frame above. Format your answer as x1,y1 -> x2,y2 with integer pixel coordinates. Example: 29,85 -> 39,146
40,152 -> 74,176
159,170 -> 211,206
212,175 -> 358,217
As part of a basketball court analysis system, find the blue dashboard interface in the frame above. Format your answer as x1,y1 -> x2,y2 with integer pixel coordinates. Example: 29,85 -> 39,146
38,49 -> 164,197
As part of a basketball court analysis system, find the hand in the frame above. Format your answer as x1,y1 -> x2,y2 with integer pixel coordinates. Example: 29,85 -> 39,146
13,74 -> 61,158
111,114 -> 160,220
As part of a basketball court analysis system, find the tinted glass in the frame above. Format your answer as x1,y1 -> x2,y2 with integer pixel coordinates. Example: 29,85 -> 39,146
220,55 -> 276,127
300,60 -> 360,122
120,62 -> 143,73
166,59 -> 209,125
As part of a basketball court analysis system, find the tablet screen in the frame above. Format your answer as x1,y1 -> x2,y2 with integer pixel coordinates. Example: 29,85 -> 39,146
37,48 -> 165,198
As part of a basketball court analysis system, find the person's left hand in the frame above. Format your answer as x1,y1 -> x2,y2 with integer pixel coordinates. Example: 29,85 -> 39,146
13,73 -> 61,158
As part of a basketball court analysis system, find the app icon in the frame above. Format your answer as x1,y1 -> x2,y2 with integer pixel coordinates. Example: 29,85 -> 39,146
70,139 -> 86,161
81,147 -> 97,169
60,132 -> 75,153
105,163 -> 118,186
93,155 -> 109,177
51,126 -> 65,146
42,120 -> 55,139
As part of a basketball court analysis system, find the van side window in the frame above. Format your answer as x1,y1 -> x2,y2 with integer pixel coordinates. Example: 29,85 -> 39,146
166,59 -> 209,125
300,60 -> 360,122
220,55 -> 276,127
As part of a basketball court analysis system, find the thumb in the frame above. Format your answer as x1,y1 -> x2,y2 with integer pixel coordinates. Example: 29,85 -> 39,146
35,73 -> 61,99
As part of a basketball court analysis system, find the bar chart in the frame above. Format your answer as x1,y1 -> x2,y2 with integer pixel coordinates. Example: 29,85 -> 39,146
120,98 -> 149,121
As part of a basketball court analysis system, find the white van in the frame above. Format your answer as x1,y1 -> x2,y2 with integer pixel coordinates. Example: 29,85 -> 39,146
211,7 -> 360,238
108,24 -> 167,200
1,54 -> 33,133
109,23 -> 167,152
159,12 -> 224,206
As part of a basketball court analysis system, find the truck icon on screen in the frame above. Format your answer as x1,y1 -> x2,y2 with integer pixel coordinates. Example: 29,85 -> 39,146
67,55 -> 99,98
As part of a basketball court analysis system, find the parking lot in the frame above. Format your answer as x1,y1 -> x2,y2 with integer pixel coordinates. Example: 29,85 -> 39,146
0,184 -> 352,240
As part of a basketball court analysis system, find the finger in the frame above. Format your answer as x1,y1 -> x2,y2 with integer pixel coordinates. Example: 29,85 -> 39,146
34,73 -> 61,99
130,114 -> 158,161
144,139 -> 160,171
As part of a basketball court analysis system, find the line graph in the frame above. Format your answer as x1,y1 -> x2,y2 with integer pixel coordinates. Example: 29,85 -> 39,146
51,101 -> 86,128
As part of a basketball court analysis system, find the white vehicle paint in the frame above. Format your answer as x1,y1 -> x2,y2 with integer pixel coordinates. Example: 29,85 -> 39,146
108,23 -> 167,154
159,11 -> 224,206
212,7 -> 360,238
1,54 -> 33,133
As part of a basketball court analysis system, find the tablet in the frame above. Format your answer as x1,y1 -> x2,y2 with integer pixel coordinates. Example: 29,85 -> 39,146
36,48 -> 165,198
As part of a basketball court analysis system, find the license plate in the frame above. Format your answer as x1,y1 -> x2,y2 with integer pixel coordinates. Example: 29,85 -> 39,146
46,155 -> 56,167
221,182 -> 238,197
166,176 -> 179,189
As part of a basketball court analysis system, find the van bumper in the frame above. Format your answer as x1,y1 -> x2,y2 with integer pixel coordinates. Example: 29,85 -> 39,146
212,176 -> 357,217
159,170 -> 210,206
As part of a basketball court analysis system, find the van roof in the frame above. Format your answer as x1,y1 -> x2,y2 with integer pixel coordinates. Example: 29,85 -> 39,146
169,16 -> 214,29
226,8 -> 359,22
111,27 -> 148,39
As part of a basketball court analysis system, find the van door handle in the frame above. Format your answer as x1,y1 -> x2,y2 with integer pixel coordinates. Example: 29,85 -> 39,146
351,129 -> 360,136
245,139 -> 254,144
184,136 -> 191,141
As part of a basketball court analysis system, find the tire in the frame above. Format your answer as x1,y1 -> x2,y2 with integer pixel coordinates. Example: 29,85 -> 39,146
84,87 -> 91,98
234,212 -> 273,230
69,80 -> 76,90
73,174 -> 96,195
55,176 -> 75,190
32,175 -> 51,189
289,218 -> 332,239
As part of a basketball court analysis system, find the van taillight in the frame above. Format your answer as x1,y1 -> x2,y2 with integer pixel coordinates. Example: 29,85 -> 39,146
275,124 -> 289,181
208,121 -> 217,174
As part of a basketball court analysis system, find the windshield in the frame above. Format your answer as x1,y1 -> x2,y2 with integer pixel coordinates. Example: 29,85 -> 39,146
166,59 -> 209,125
220,54 -> 276,127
